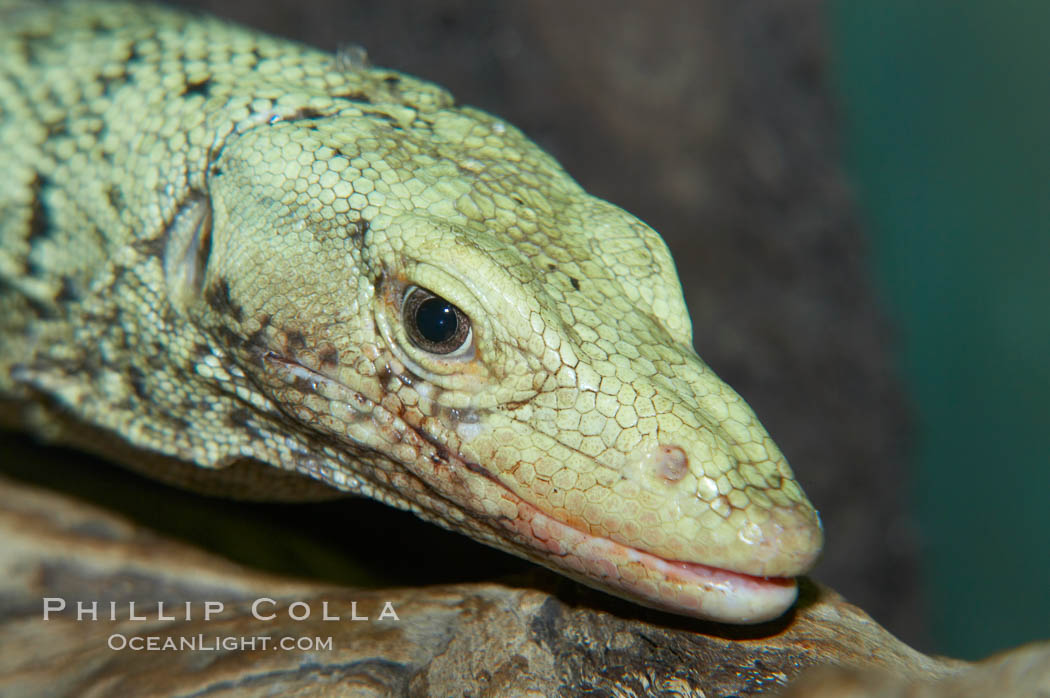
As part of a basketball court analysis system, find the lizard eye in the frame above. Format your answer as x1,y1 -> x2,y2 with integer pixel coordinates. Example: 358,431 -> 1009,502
402,286 -> 472,355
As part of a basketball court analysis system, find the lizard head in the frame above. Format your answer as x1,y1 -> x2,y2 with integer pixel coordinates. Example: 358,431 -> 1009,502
186,80 -> 823,624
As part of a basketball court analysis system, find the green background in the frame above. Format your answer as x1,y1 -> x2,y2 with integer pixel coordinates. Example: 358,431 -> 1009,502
830,1 -> 1050,659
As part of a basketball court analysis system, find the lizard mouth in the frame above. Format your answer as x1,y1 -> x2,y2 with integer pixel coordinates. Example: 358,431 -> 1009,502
264,351 -> 799,623
520,497 -> 797,617
504,491 -> 799,622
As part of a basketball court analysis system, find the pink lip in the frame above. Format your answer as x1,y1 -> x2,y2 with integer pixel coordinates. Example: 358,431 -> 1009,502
501,487 -> 800,623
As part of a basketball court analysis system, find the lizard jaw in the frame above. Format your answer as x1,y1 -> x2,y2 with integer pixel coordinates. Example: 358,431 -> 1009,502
262,351 -> 800,623
485,475 -> 800,624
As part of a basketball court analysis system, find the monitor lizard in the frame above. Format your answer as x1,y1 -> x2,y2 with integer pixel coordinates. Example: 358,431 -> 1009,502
0,0 -> 822,623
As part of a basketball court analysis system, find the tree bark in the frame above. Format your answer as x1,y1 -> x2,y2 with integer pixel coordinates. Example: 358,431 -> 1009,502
4,476 -> 1048,697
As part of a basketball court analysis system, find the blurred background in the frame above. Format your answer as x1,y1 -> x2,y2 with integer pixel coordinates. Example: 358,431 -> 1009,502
5,0 -> 1046,662
831,1 -> 1050,659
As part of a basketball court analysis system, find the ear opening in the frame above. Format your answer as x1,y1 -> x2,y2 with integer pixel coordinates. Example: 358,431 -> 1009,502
162,190 -> 213,312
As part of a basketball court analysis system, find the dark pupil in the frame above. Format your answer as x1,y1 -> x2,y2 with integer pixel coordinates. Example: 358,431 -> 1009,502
415,297 -> 458,344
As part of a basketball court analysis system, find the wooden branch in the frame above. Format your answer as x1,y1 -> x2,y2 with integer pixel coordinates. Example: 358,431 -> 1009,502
4,475 -> 1044,696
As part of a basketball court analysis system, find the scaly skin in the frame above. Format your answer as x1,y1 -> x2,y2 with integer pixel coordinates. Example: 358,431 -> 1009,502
0,1 -> 822,623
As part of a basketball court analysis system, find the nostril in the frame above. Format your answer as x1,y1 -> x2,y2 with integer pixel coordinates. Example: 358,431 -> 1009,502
655,445 -> 689,482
